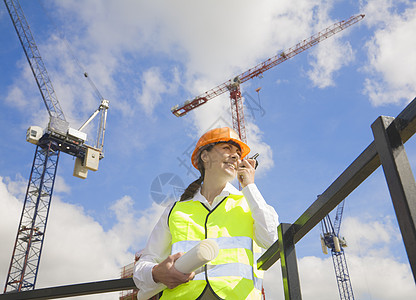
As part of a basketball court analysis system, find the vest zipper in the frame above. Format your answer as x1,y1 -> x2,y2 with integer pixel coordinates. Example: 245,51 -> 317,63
202,196 -> 227,300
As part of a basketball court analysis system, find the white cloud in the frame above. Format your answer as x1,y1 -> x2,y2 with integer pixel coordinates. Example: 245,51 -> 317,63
54,175 -> 71,194
3,174 -> 27,200
302,3 -> 359,88
307,38 -> 355,88
341,216 -> 400,256
299,256 -> 339,299
262,216 -> 415,299
362,1 -> 416,105
359,0 -> 408,27
349,254 -> 415,299
263,261 -> 284,299
0,177 -> 23,284
4,58 -> 50,128
245,122 -> 274,174
136,67 -> 180,117
0,176 -> 165,299
4,84 -> 26,109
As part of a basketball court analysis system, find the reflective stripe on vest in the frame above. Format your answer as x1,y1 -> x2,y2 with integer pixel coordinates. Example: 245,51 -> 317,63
193,263 -> 263,291
171,236 -> 253,254
161,194 -> 263,300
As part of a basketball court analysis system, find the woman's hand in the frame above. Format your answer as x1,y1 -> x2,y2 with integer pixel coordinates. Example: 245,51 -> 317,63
152,252 -> 195,289
237,158 -> 256,188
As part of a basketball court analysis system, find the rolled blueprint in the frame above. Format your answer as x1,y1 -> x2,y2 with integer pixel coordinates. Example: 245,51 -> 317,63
174,239 -> 219,273
137,239 -> 219,300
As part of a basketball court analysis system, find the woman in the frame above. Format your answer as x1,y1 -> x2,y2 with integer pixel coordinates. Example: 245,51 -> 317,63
134,127 -> 279,299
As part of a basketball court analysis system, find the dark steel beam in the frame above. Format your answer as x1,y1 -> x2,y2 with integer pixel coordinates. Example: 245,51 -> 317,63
279,223 -> 302,300
371,116 -> 416,281
0,278 -> 135,300
258,140 -> 380,270
258,96 -> 416,270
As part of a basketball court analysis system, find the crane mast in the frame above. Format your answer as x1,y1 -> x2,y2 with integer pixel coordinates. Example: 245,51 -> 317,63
3,0 -> 63,292
3,0 -> 108,293
171,14 -> 365,141
4,141 -> 59,293
320,200 -> 355,300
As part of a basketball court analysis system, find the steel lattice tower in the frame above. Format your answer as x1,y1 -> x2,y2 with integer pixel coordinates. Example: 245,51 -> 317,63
3,0 -> 109,293
332,250 -> 354,300
321,200 -> 355,300
4,140 -> 59,292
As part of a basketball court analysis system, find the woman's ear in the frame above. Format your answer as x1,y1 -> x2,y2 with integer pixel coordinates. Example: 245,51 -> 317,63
200,150 -> 209,164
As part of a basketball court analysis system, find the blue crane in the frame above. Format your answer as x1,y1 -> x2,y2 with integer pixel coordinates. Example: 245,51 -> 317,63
3,0 -> 109,293
320,200 -> 355,300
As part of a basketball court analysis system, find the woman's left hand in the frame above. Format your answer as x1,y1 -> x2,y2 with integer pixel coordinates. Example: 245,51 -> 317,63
237,158 -> 256,188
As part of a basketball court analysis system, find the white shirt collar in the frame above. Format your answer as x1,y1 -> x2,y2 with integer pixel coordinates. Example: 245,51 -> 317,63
222,181 -> 242,195
192,182 -> 242,209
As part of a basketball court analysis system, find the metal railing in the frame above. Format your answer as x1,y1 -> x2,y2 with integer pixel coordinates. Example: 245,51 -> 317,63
1,96 -> 416,299
257,97 -> 416,299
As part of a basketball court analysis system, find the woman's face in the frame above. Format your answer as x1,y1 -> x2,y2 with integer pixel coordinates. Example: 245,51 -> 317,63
201,142 -> 242,181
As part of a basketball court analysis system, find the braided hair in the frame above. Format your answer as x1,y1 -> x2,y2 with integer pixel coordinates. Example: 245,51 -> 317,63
179,176 -> 203,202
179,144 -> 213,201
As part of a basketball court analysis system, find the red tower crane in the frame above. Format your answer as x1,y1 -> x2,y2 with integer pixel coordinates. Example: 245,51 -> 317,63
171,14 -> 365,142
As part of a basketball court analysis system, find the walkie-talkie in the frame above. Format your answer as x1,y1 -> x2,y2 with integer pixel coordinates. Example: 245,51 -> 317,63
250,153 -> 259,169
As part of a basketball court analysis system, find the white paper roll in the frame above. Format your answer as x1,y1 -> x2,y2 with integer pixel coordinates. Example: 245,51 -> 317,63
174,239 -> 219,273
137,239 -> 219,300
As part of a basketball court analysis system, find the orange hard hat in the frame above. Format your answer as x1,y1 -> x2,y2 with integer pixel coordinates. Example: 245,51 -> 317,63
191,127 -> 250,169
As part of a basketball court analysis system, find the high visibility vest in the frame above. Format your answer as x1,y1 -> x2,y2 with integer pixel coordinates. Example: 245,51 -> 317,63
160,194 -> 264,300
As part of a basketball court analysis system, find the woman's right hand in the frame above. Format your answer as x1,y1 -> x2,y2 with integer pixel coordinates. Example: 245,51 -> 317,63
237,158 -> 256,188
152,252 -> 195,289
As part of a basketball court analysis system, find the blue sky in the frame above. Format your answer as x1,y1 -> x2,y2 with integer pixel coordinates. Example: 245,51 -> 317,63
1,0 -> 416,299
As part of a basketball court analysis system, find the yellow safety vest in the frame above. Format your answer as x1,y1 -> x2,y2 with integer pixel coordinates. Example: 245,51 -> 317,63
160,194 -> 264,300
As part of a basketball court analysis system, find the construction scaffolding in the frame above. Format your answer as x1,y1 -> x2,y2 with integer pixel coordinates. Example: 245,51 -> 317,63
119,262 -> 138,300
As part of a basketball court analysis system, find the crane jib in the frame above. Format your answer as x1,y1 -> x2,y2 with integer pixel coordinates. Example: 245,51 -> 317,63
4,0 -> 66,121
171,14 -> 365,118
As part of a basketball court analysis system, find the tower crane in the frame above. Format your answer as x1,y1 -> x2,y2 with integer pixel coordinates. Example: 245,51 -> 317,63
171,14 -> 365,142
3,0 -> 109,293
320,200 -> 355,300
